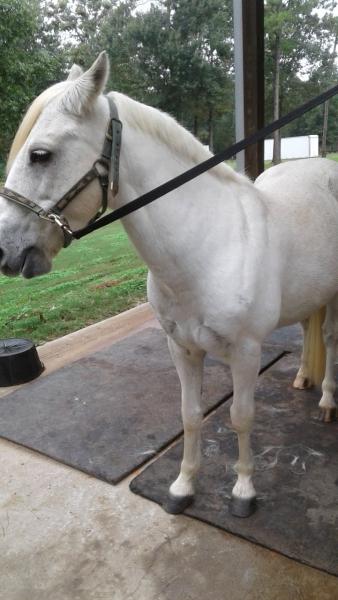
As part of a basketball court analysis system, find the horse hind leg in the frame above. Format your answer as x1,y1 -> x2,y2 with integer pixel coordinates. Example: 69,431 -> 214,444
164,337 -> 205,514
293,307 -> 326,389
229,338 -> 261,518
319,297 -> 338,422
293,318 -> 313,389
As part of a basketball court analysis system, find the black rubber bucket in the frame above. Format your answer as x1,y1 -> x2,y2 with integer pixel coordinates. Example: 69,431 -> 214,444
0,339 -> 44,387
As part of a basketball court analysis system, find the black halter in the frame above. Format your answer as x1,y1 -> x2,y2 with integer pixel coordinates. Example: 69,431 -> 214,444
0,96 -> 122,247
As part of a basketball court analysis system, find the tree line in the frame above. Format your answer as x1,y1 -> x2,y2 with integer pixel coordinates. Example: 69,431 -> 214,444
1,0 -> 338,178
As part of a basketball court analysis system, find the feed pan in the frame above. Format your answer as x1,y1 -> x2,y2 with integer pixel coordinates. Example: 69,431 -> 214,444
0,339 -> 44,386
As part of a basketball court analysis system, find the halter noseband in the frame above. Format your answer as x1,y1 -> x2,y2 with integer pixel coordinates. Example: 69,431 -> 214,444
0,96 -> 122,248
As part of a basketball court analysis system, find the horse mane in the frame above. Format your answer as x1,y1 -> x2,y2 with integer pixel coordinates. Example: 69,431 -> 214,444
110,92 -> 241,185
8,82 -> 245,187
6,82 -> 69,173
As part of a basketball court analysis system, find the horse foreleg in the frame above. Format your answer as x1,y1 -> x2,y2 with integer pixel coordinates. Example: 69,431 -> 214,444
229,339 -> 261,518
319,297 -> 338,422
165,337 -> 205,514
293,318 -> 313,389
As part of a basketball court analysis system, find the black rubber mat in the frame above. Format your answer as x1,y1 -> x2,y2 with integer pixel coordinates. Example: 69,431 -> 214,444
130,353 -> 338,576
0,327 -> 284,484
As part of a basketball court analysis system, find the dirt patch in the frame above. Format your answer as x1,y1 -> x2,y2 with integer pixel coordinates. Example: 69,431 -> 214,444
92,280 -> 122,290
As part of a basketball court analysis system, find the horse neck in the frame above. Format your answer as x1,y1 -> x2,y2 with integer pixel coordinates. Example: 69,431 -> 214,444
112,110 -> 249,279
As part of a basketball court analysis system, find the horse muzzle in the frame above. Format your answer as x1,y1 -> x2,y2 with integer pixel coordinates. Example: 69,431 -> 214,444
0,246 -> 51,278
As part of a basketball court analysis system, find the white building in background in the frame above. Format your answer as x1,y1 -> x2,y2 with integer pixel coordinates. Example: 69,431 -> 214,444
264,135 -> 319,160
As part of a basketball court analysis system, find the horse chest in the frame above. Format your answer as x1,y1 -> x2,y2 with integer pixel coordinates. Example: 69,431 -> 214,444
155,314 -> 232,358
148,273 -> 257,356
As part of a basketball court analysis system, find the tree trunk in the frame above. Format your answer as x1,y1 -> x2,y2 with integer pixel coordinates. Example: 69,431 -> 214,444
193,115 -> 198,137
322,34 -> 337,158
322,101 -> 329,158
272,33 -> 281,165
208,107 -> 213,152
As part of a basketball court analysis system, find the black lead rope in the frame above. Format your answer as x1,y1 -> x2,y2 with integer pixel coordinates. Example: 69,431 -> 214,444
68,82 -> 338,240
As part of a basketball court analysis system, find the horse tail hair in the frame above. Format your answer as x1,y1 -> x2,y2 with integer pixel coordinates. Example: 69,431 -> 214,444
303,306 -> 326,386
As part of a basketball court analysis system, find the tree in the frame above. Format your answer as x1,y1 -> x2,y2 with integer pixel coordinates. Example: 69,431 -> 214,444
44,0 -> 140,95
316,14 -> 338,156
265,0 -> 336,164
26,0 -> 234,151
0,0 -> 65,170
126,0 -> 233,148
44,0 -> 118,66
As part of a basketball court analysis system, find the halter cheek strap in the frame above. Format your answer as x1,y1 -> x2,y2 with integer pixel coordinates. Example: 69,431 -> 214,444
0,96 -> 122,248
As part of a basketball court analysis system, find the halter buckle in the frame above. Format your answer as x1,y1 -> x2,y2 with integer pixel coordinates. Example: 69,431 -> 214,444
46,213 -> 73,247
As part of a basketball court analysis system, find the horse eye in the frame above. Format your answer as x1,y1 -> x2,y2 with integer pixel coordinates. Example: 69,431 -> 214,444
30,149 -> 52,164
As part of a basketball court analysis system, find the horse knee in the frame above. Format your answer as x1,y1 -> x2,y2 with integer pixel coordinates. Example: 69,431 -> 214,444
230,402 -> 254,433
182,407 -> 202,431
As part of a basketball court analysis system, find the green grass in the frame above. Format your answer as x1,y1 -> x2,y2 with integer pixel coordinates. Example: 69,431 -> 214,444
327,152 -> 338,162
0,223 -> 148,345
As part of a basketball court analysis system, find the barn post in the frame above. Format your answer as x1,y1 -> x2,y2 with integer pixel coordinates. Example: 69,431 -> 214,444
233,0 -> 264,179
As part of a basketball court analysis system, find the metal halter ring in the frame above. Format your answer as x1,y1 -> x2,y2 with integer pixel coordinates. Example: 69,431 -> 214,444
40,213 -> 74,247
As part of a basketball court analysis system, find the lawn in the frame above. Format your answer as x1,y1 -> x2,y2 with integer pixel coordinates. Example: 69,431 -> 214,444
1,152 -> 338,346
0,222 -> 148,345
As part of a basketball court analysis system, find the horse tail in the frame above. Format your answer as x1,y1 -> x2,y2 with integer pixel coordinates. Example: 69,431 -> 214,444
304,306 -> 326,386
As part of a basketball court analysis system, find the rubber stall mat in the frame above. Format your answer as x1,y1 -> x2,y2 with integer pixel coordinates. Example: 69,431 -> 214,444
131,353 -> 338,576
0,327 -> 285,483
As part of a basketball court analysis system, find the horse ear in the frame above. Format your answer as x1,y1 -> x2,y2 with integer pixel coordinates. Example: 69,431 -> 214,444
67,64 -> 84,81
62,52 -> 110,114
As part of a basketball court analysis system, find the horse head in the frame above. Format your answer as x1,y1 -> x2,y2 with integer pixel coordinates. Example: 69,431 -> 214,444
0,52 -> 111,278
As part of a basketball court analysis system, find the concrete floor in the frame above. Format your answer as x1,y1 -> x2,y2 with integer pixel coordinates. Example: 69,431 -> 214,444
0,303 -> 337,600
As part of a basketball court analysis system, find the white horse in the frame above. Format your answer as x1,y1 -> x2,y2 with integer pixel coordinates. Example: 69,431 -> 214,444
0,53 -> 337,517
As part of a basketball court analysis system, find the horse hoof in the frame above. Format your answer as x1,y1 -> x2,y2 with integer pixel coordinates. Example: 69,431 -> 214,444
230,495 -> 256,518
319,407 -> 337,423
163,493 -> 194,515
293,376 -> 312,390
